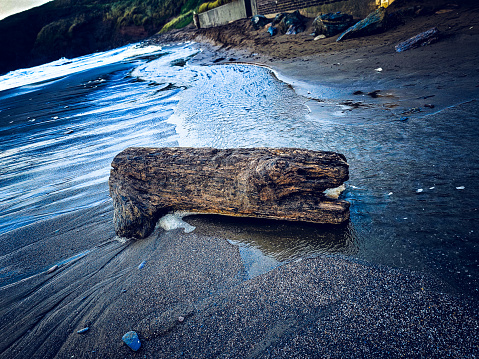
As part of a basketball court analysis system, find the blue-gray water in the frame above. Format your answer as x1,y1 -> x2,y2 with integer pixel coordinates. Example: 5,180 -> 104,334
0,42 -> 477,298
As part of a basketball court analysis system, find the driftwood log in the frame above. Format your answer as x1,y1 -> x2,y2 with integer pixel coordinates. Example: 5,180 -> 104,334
395,27 -> 439,53
109,147 -> 350,239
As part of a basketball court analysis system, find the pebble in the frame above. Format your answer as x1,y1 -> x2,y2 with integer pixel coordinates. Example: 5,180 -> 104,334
178,316 -> 185,322
77,327 -> 89,334
47,265 -> 59,274
122,331 -> 141,351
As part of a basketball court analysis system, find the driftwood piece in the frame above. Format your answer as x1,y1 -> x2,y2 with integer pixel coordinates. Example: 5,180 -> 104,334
109,147 -> 350,239
395,27 -> 439,52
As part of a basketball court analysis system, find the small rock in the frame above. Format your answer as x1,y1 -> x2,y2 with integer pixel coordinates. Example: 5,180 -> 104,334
416,188 -> 424,193
47,265 -> 59,274
77,327 -> 89,334
122,331 -> 141,351
65,130 -> 74,135
400,117 -> 409,121
353,90 -> 364,95
314,34 -> 326,40
367,90 -> 381,98
424,104 -> 435,108
178,316 -> 185,322
456,186 -> 465,190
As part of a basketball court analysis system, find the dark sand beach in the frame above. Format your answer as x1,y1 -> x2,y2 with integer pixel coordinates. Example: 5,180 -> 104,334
1,0 -> 479,357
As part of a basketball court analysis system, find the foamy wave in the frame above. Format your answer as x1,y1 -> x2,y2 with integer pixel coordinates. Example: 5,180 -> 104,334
0,43 -> 164,92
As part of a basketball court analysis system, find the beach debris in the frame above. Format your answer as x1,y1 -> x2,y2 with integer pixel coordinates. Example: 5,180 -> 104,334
268,26 -> 278,37
271,13 -> 286,26
337,7 -> 389,42
416,188 -> 424,193
395,27 -> 440,53
286,25 -> 301,35
158,213 -> 196,233
312,12 -> 354,37
122,331 -> 141,351
277,11 -> 306,35
456,186 -> 465,190
47,265 -> 59,274
314,34 -> 326,41
64,130 -> 74,134
77,327 -> 89,334
429,187 -> 435,190
402,107 -> 421,115
375,67 -> 383,72
178,316 -> 185,322
251,15 -> 269,30
323,184 -> 346,199
109,147 -> 350,239
424,104 -> 435,108
138,261 -> 146,269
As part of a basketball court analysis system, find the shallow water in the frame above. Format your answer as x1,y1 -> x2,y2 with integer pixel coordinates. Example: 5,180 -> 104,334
0,42 -> 478,298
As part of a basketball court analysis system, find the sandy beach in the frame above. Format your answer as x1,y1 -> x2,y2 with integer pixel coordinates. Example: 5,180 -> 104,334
1,0 -> 479,357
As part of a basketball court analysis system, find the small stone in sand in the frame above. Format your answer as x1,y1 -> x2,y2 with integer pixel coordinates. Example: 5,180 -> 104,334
122,331 -> 141,351
47,265 -> 59,274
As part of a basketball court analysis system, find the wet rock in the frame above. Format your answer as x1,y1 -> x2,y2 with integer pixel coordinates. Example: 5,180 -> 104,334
337,7 -> 389,42
312,12 -> 354,37
122,331 -> 141,351
251,15 -> 269,30
395,27 -> 440,52
277,11 -> 306,35
367,90 -> 381,98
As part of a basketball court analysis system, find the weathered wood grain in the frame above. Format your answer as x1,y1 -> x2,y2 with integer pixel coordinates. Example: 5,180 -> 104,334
109,147 -> 350,239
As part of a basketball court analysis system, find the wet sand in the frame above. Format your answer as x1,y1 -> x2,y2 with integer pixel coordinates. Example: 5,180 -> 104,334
2,1 -> 479,357
1,212 -> 478,358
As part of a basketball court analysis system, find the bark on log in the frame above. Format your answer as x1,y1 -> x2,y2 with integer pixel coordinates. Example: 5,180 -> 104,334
109,147 -> 350,239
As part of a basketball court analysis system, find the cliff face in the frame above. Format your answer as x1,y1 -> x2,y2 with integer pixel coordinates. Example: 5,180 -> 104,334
0,0 -> 194,74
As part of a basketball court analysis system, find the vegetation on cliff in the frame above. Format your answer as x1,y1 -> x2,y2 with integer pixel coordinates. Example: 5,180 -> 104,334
0,0 -> 204,74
